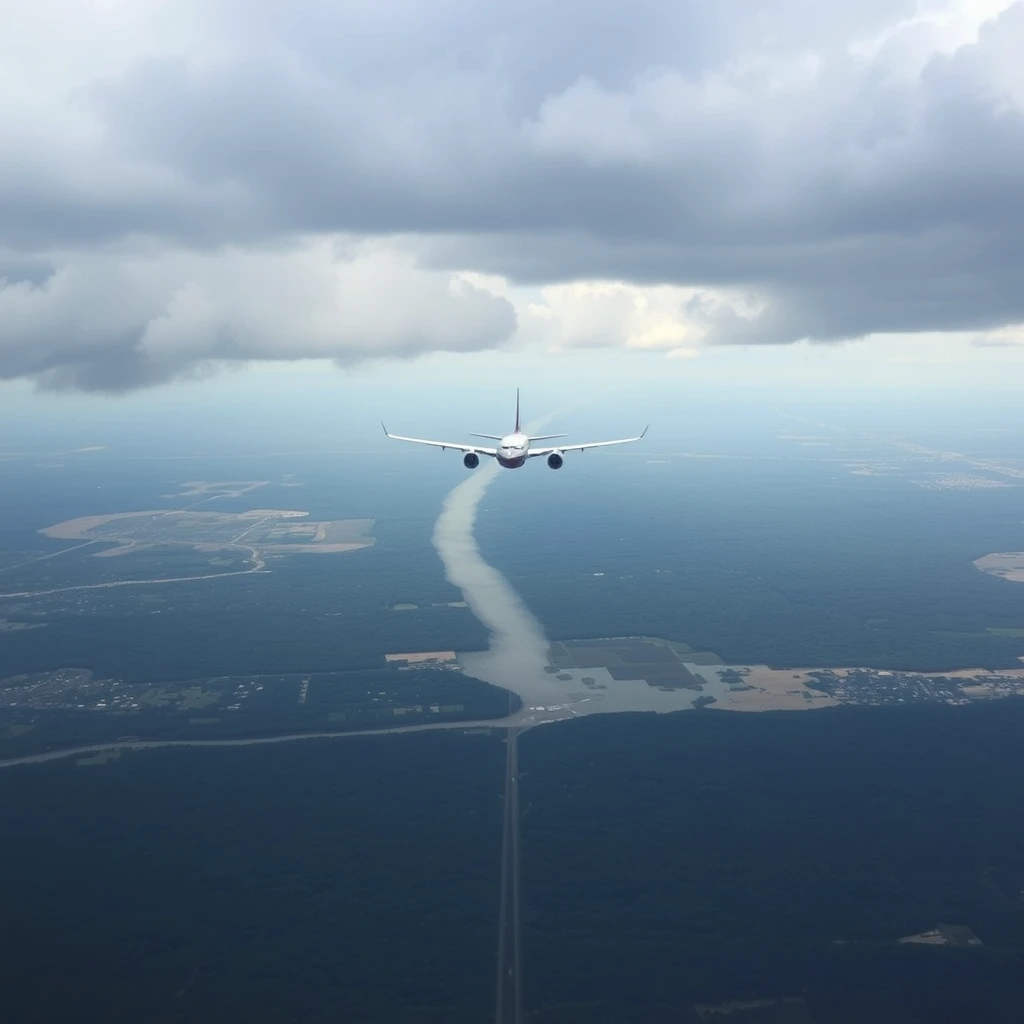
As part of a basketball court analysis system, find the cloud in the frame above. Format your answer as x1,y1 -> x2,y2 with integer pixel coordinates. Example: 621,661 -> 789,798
433,461 -> 552,701
972,323 -> 1024,347
522,281 -> 710,353
0,239 -> 515,391
2,0 -> 1023,388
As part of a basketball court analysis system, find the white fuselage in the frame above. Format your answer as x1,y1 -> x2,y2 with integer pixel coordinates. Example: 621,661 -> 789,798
496,432 -> 529,469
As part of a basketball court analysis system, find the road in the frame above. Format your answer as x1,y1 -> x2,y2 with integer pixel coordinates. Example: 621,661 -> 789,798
0,707 -> 574,770
0,540 -> 102,577
495,726 -> 523,1024
0,561 -> 268,599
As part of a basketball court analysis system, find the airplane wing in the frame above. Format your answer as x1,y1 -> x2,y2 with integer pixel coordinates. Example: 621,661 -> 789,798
381,424 -> 498,456
529,425 -> 648,457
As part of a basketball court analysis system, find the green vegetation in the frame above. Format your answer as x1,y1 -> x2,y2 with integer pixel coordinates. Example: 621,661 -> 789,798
552,638 -> 720,689
0,733 -> 506,1023
481,454 -> 1024,673
176,687 -> 221,710
6,702 -> 1024,1021
0,618 -> 45,632
0,668 -> 516,759
1,723 -> 35,739
75,749 -> 122,766
521,700 -> 1024,1022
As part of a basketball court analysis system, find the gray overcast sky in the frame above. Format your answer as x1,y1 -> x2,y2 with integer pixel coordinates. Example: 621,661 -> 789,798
2,0 -> 1024,393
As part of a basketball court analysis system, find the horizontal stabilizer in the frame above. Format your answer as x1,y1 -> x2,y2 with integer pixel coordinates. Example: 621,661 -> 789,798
528,434 -> 567,441
470,433 -> 504,440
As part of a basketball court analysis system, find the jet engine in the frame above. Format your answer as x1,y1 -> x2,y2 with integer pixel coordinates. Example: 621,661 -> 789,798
463,452 -> 480,469
547,452 -> 564,470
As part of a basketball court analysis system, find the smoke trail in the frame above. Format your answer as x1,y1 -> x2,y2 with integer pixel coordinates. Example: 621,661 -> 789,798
431,460 -> 552,697
430,395 -> 732,721
430,395 -> 618,705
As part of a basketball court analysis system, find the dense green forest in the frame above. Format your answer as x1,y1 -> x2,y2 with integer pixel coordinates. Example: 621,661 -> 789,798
521,700 -> 1024,1022
0,535 -> 488,681
480,456 -> 1024,671
0,732 -> 507,1024
5,701 -> 1024,1021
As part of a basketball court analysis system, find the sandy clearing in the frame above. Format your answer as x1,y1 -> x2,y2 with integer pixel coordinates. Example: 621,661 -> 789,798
262,542 -> 374,553
711,665 -> 841,712
386,651 -> 458,663
960,684 -> 1001,697
708,663 -> 1024,713
40,511 -> 171,540
715,690 -> 840,712
974,552 -> 1024,582
92,542 -> 142,558
175,480 -> 269,497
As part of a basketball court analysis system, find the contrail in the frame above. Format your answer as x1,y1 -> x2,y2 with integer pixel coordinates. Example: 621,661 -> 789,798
431,461 -> 551,696
430,393 -> 622,702
430,401 -> 592,700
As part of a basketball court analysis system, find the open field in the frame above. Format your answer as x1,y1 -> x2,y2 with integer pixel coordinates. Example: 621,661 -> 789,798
711,667 -> 841,712
974,551 -> 1024,582
385,651 -> 458,665
550,636 -> 723,691
171,480 -> 269,498
0,619 -> 46,632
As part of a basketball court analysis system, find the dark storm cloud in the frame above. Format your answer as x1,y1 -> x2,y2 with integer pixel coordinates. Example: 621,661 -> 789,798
1,0 -> 1022,388
83,2 -> 1004,236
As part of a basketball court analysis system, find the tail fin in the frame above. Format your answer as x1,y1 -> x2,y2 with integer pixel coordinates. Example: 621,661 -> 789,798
514,388 -> 521,433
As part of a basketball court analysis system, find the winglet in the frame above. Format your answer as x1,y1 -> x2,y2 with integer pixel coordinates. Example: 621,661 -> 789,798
381,421 -> 390,437
640,424 -> 649,438
514,388 -> 521,433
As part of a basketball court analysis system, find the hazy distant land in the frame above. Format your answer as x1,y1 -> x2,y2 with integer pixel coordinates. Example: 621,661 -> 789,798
41,509 -> 376,556
0,506 -> 378,601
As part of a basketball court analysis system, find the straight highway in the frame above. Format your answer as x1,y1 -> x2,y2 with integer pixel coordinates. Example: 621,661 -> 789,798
495,726 -> 523,1024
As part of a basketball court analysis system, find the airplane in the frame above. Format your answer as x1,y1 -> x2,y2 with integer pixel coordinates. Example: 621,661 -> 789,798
381,390 -> 648,470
